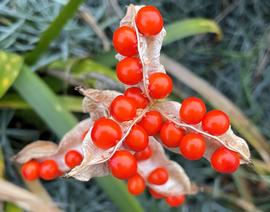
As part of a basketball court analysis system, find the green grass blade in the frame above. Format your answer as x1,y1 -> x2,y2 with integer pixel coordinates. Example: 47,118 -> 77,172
13,66 -> 144,212
13,66 -> 77,138
164,18 -> 222,45
0,51 -> 23,98
25,0 -> 85,65
0,94 -> 83,112
96,176 -> 143,212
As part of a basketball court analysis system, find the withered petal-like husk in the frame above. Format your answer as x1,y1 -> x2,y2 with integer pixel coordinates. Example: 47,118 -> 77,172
13,119 -> 91,172
154,101 -> 251,163
138,137 -> 197,196
0,179 -> 61,212
80,88 -> 121,121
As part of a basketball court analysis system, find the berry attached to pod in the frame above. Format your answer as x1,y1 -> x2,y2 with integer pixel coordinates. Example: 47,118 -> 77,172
179,133 -> 206,160
136,6 -> 163,36
81,128 -> 89,141
91,117 -> 122,149
165,195 -> 185,207
138,110 -> 163,136
125,125 -> 149,152
148,72 -> 173,99
202,110 -> 230,135
109,150 -> 137,180
124,87 -> 149,109
148,188 -> 164,199
40,160 -> 60,181
113,26 -> 138,57
211,146 -> 240,174
160,121 -> 185,147
116,57 -> 143,85
179,97 -> 206,124
134,146 -> 152,161
21,160 -> 40,181
127,173 -> 145,196
65,150 -> 83,168
110,95 -> 137,122
147,167 -> 168,185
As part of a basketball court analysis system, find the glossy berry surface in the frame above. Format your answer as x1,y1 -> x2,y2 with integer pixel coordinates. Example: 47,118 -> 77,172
127,173 -> 145,196
81,128 -> 89,141
179,133 -> 206,160
147,167 -> 168,185
211,146 -> 240,173
138,110 -> 163,136
109,150 -> 137,179
113,26 -> 137,57
148,188 -> 164,199
110,95 -> 137,122
134,146 -> 152,161
160,121 -> 185,147
91,118 -> 122,149
21,160 -> 40,181
135,6 -> 163,36
65,150 -> 83,168
202,110 -> 230,135
116,57 -> 143,85
124,87 -> 149,109
165,195 -> 185,207
125,125 -> 149,151
40,160 -> 60,180
148,72 -> 173,99
179,97 -> 206,124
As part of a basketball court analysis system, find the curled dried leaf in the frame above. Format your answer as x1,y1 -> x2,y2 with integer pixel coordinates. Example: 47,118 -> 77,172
0,179 -> 61,212
154,101 -> 251,163
138,137 -> 197,196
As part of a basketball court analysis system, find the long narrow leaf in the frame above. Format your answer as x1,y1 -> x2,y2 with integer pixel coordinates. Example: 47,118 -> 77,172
25,0 -> 85,65
164,18 -> 222,45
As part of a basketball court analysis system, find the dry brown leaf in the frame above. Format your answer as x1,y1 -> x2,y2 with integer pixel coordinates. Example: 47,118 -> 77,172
138,137 -> 197,196
154,101 -> 251,163
0,179 -> 61,212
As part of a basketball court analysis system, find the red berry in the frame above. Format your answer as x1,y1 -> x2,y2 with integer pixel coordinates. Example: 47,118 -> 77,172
124,87 -> 149,109
160,121 -> 185,147
147,167 -> 168,185
125,125 -> 149,151
165,195 -> 185,207
134,146 -> 152,161
148,73 -> 173,99
116,57 -> 143,85
65,150 -> 83,168
135,6 -> 163,36
113,26 -> 138,57
211,147 -> 240,174
109,150 -> 137,179
127,173 -> 145,196
40,160 -> 60,180
179,133 -> 206,160
110,95 -> 137,122
21,160 -> 40,181
202,110 -> 230,135
138,110 -> 163,136
91,118 -> 122,149
81,128 -> 89,141
180,97 -> 206,124
148,188 -> 164,199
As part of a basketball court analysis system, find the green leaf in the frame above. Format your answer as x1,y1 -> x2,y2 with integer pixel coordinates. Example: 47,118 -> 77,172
0,51 -> 23,98
4,202 -> 23,212
25,0 -> 85,65
13,64 -> 143,212
164,18 -> 222,45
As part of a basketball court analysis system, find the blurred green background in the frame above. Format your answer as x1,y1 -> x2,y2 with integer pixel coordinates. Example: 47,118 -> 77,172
0,0 -> 270,211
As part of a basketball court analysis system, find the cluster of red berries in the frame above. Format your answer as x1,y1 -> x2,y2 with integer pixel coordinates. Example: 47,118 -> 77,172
21,134 -> 86,181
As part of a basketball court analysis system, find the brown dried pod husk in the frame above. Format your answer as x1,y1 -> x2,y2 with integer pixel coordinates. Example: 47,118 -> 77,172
138,137 -> 198,196
154,101 -> 251,164
13,119 -> 91,172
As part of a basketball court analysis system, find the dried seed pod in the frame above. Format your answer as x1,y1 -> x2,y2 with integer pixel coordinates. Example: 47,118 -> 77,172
154,101 -> 251,164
